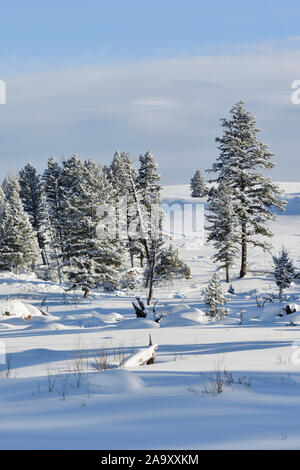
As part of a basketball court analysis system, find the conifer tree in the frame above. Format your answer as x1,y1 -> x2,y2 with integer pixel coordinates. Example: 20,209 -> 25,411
110,151 -> 137,196
154,245 -> 191,283
207,101 -> 286,278
205,272 -> 229,320
273,247 -> 295,301
190,170 -> 206,197
110,151 -> 139,267
122,153 -> 167,304
43,156 -> 64,255
145,244 -> 191,303
137,150 -> 162,210
0,176 -> 39,273
60,156 -> 123,296
207,183 -> 240,282
136,151 -> 163,268
19,163 -> 50,265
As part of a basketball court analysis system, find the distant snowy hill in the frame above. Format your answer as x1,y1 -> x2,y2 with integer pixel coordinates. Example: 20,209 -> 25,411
162,182 -> 300,216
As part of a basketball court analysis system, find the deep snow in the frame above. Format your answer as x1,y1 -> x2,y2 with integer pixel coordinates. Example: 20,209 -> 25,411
0,182 -> 299,449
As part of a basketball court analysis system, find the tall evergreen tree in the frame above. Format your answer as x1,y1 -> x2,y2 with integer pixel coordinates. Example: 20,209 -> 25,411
207,183 -> 240,282
110,151 -> 137,196
43,156 -> 64,253
19,163 -> 50,265
0,176 -> 39,273
136,151 -> 163,268
273,247 -> 295,301
207,101 -> 286,278
60,156 -> 123,296
137,150 -> 162,209
190,170 -> 206,197
110,151 -> 140,267
122,154 -> 167,304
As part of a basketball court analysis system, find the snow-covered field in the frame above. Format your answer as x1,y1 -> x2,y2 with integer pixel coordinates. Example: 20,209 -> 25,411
0,182 -> 300,449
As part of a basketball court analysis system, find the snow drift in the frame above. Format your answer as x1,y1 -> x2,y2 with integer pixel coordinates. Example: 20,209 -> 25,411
160,305 -> 208,327
259,303 -> 300,323
88,369 -> 144,394
0,300 -> 42,320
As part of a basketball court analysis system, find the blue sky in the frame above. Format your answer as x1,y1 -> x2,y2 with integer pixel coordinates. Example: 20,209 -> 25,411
1,0 -> 299,70
0,1 -> 300,182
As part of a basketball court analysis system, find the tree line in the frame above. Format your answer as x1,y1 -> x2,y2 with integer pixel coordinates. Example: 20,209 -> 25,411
0,151 -> 190,303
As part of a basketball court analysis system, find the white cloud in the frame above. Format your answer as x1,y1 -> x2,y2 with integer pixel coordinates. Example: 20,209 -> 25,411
131,97 -> 176,106
0,46 -> 300,183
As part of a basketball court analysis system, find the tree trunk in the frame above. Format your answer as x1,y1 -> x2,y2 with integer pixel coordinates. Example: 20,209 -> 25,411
226,264 -> 230,283
41,248 -> 49,266
130,251 -> 134,268
240,222 -> 247,278
140,252 -> 144,268
83,288 -> 90,299
147,256 -> 156,305
147,278 -> 154,306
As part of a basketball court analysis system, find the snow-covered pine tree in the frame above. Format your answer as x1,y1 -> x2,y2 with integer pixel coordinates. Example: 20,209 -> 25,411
2,173 -> 19,199
42,156 -> 64,257
204,272 -> 229,320
0,176 -> 39,273
60,156 -> 123,296
122,154 -> 167,304
207,101 -> 286,278
154,245 -> 191,283
109,151 -> 140,267
207,182 -> 240,283
136,151 -> 169,302
136,150 -> 163,268
137,150 -> 162,210
190,170 -> 206,197
82,158 -> 123,292
273,247 -> 296,301
19,163 -> 50,265
110,151 -> 137,196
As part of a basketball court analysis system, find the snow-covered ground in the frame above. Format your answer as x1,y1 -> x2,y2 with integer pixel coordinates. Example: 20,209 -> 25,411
0,182 -> 300,449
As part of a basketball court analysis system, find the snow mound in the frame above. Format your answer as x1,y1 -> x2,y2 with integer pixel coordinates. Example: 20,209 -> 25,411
80,317 -> 106,328
88,369 -> 144,394
102,312 -> 124,323
160,307 -> 208,327
37,322 -> 75,331
286,311 -> 300,324
24,315 -> 81,330
96,312 -> 124,323
258,303 -> 285,322
29,321 -> 82,331
0,300 -> 42,320
0,270 -> 37,281
81,311 -> 124,327
116,318 -> 160,330
259,303 -> 300,323
170,304 -> 191,313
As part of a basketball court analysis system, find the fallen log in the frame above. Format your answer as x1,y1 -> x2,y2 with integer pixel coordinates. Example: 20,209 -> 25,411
121,344 -> 158,368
